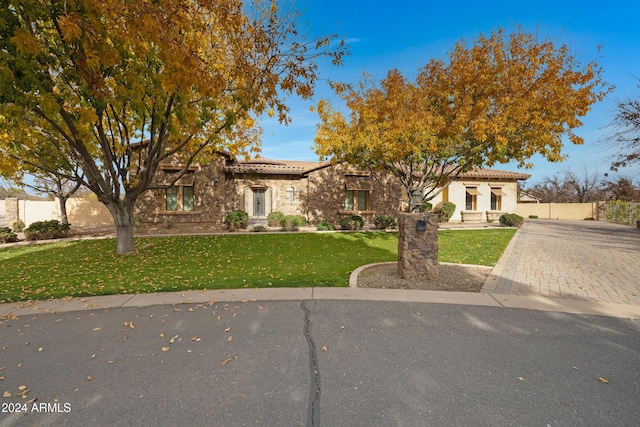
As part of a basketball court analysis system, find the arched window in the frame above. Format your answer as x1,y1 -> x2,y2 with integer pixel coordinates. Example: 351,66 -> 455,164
287,187 -> 295,204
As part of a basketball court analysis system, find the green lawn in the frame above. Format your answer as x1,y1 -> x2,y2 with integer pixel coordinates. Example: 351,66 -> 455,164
0,229 -> 516,303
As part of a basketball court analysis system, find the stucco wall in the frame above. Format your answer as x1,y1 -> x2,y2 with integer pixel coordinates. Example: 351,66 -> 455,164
2,197 -> 113,227
428,180 -> 520,222
516,202 -> 602,220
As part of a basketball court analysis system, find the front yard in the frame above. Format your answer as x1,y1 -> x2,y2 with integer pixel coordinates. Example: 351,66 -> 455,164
0,229 -> 516,303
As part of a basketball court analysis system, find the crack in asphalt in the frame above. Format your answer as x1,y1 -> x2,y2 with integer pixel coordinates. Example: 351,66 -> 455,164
301,299 -> 321,427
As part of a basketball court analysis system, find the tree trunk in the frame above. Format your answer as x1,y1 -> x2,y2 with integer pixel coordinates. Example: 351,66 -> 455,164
58,196 -> 69,225
104,199 -> 136,255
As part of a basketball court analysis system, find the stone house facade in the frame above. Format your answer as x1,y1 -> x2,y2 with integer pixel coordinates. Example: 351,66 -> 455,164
134,154 -> 530,230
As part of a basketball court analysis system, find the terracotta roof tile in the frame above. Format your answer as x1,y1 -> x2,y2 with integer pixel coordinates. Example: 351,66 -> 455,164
458,168 -> 531,180
223,158 -> 331,175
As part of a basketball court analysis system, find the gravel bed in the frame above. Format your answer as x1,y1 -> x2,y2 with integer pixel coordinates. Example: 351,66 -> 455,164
357,262 -> 492,292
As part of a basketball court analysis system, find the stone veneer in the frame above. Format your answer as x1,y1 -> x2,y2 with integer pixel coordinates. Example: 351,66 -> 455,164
4,198 -> 18,226
397,213 -> 439,281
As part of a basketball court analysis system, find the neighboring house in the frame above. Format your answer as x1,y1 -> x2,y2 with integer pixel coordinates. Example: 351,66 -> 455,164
134,154 -> 530,228
518,191 -> 542,203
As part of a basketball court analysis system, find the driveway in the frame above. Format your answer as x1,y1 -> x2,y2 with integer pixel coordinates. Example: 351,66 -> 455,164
483,220 -> 640,305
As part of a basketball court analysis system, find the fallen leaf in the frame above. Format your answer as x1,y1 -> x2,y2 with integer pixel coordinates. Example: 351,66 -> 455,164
87,376 -> 92,381
227,336 -> 233,342
124,321 -> 135,329
18,385 -> 27,391
191,337 -> 201,342
321,346 -> 328,352
220,358 -> 231,365
597,377 -> 609,384
91,354 -> 96,359
224,327 -> 231,332
161,347 -> 170,352
38,347 -> 44,352
572,366 -> 579,371
518,377 -> 524,381
92,327 -> 101,331
3,391 -> 11,397
107,361 -> 114,364
160,333 -> 165,338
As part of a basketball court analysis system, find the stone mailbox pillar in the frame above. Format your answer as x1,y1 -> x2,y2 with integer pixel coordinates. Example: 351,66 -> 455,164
397,213 -> 439,281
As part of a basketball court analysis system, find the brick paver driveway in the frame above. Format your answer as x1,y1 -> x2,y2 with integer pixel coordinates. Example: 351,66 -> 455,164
483,220 -> 640,304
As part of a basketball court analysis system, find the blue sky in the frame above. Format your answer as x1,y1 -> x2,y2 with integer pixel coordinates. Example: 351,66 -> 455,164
258,0 -> 640,185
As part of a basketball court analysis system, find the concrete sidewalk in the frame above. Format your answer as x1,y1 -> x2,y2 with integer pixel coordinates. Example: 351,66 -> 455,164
2,285 -> 640,320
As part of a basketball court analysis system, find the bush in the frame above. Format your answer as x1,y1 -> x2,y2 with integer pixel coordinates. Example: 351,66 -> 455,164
24,220 -> 71,241
528,215 -> 538,219
419,202 -> 433,213
225,210 -> 248,230
280,215 -> 306,231
252,225 -> 267,232
340,214 -> 364,230
373,214 -> 397,229
267,211 -> 284,227
0,227 -> 18,243
435,202 -> 456,223
499,213 -> 524,228
316,219 -> 335,231
12,220 -> 25,232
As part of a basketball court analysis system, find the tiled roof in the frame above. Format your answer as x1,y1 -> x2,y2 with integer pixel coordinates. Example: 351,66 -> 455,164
224,158 -> 530,180
223,158 -> 331,175
458,168 -> 531,180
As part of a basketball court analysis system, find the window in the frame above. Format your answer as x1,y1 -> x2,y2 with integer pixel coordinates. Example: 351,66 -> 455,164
165,185 -> 194,211
166,186 -> 178,211
344,174 -> 371,211
491,188 -> 504,211
465,187 -> 480,210
345,189 -> 368,211
287,187 -> 295,204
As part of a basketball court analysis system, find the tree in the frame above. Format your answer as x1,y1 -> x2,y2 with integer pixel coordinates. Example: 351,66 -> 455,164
315,28 -> 609,212
608,79 -> 640,171
600,177 -> 640,201
0,0 -> 345,254
526,168 -> 606,203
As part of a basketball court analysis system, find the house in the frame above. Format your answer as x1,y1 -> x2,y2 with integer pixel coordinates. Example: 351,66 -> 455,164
134,154 -> 530,229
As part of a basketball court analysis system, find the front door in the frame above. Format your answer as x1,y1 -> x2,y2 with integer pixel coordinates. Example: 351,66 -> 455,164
253,189 -> 265,217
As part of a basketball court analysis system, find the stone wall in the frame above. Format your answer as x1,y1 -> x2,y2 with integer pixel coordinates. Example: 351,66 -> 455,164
397,213 -> 439,281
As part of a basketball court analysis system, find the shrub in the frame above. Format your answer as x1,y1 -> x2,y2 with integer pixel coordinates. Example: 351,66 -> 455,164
499,213 -> 524,228
373,214 -> 397,229
419,202 -> 433,213
252,225 -> 267,232
435,202 -> 456,223
316,219 -> 335,231
280,215 -> 306,231
0,227 -> 19,243
12,220 -> 25,232
340,214 -> 364,230
528,215 -> 538,219
267,211 -> 284,227
225,210 -> 248,230
24,220 -> 71,241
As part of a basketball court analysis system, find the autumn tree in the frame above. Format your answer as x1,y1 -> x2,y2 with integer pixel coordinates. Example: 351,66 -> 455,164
608,79 -> 640,171
0,0 -> 345,253
315,28 -> 609,212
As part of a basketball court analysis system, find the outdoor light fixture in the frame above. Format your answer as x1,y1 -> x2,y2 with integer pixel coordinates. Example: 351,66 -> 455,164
416,219 -> 426,231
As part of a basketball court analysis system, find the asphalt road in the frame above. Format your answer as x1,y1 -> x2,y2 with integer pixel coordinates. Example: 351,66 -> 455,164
1,300 -> 639,427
